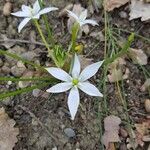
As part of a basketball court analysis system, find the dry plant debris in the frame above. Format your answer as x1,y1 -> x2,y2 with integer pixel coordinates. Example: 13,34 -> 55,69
103,0 -> 129,11
101,115 -> 121,149
0,107 -> 19,150
128,48 -> 148,65
107,57 -> 129,82
129,0 -> 150,21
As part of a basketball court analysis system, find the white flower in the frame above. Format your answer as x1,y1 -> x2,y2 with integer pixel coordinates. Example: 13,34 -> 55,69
66,9 -> 98,27
11,0 -> 58,33
46,54 -> 103,120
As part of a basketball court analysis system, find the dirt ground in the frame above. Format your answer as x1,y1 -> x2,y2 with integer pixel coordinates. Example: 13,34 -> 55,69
0,0 -> 150,150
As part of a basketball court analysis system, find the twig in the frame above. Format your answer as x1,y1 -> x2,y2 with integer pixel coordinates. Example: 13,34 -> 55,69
0,38 -> 48,46
18,105 -> 58,144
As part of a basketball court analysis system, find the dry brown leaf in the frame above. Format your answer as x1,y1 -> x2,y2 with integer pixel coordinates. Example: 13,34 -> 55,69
79,55 -> 93,70
0,107 -> 19,150
141,78 -> 150,92
67,4 -> 89,36
128,48 -> 148,65
103,0 -> 129,11
129,0 -> 150,21
101,115 -> 121,149
107,57 -> 129,82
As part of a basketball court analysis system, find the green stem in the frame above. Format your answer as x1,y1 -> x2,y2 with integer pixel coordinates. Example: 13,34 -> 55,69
34,19 -> 53,58
68,23 -> 80,53
38,0 -> 54,45
104,33 -> 135,65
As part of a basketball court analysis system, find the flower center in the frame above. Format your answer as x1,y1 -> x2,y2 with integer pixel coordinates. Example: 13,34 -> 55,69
72,79 -> 79,86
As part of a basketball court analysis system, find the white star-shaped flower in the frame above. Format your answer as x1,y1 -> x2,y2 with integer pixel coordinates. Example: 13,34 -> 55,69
46,54 -> 103,120
66,9 -> 98,27
11,0 -> 58,33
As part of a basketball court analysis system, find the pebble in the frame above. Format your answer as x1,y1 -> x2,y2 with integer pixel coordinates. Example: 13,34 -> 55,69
119,11 -> 128,19
32,89 -> 42,97
52,147 -> 57,150
6,46 -> 26,66
20,51 -> 37,61
2,65 -> 11,74
120,127 -> 128,138
64,128 -> 76,138
11,65 -> 26,77
145,99 -> 150,113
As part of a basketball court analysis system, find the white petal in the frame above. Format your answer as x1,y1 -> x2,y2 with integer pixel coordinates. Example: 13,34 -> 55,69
83,19 -> 99,26
78,82 -> 103,97
68,87 -> 80,120
32,13 -> 40,19
66,10 -> 79,21
79,61 -> 104,81
11,11 -> 29,17
33,0 -> 41,14
18,18 -> 31,33
71,54 -> 81,78
45,67 -> 72,82
46,82 -> 72,93
79,9 -> 87,21
21,5 -> 31,16
38,7 -> 58,15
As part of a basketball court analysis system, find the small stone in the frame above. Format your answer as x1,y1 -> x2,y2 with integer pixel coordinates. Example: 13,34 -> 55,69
20,51 -> 37,61
144,99 -> 150,113
7,81 -> 12,85
3,2 -> 12,16
64,128 -> 76,138
11,65 -> 26,77
120,127 -> 128,138
119,11 -> 127,19
2,65 -> 11,74
6,46 -> 26,66
32,89 -> 42,97
52,147 -> 57,150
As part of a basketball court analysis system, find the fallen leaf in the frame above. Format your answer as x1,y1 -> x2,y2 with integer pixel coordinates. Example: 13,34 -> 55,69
79,55 -> 93,69
67,4 -> 89,36
134,121 -> 150,147
101,115 -> 121,149
107,57 -> 129,82
128,48 -> 148,65
141,78 -> 150,92
0,107 -> 19,150
129,0 -> 150,21
103,0 -> 129,11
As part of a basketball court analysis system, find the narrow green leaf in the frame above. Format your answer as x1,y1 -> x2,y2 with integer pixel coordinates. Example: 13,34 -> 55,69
104,33 -> 135,65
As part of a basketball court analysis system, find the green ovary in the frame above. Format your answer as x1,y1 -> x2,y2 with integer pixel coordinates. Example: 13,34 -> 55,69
72,79 -> 79,86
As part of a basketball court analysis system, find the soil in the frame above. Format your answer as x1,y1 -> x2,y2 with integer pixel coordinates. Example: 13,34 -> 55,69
0,0 -> 150,150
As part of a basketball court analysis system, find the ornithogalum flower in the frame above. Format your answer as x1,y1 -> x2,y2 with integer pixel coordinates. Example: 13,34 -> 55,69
11,0 -> 58,32
66,9 -> 98,27
46,54 -> 103,120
